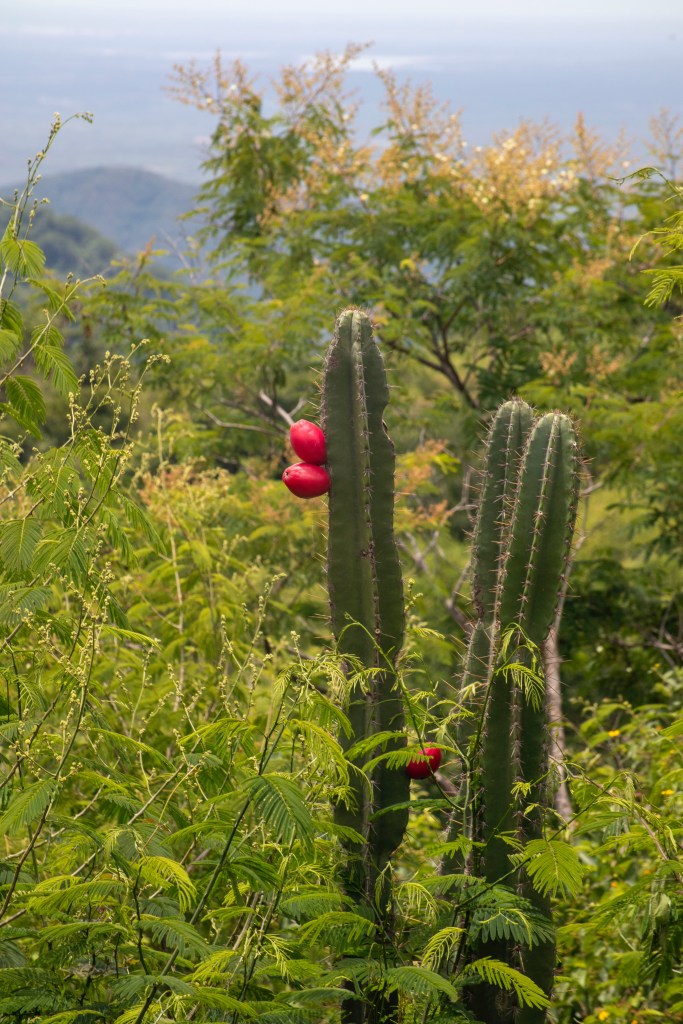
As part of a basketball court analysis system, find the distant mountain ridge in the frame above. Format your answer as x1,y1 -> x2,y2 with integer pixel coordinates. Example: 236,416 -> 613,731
29,208 -> 121,279
2,167 -> 203,266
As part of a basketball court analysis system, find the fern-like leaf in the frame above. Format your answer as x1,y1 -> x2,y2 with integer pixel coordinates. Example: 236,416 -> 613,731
190,949 -> 240,983
421,926 -> 465,970
36,921 -> 127,946
113,1002 -> 163,1024
298,911 -> 375,952
466,957 -> 550,1009
34,343 -> 79,397
137,855 -> 196,912
515,837 -> 584,897
0,329 -> 21,362
0,779 -> 54,835
137,914 -> 209,959
280,888 -> 346,921
385,965 -> 460,1000
0,584 -> 51,624
0,517 -> 43,573
242,773 -> 315,849
0,229 -> 46,278
4,375 -> 46,430
34,1012 -> 102,1024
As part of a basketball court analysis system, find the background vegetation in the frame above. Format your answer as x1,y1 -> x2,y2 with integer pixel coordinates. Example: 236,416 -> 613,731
0,53 -> 681,1023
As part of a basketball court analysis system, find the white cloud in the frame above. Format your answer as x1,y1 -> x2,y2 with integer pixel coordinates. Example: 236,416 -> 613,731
347,54 -> 444,73
98,48 -> 271,62
10,24 -> 122,38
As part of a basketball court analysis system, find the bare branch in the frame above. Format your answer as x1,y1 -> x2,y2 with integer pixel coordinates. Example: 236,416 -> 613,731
258,389 -> 306,426
202,407 -> 281,436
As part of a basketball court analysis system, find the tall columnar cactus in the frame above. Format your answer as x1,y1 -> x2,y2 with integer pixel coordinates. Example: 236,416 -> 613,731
457,402 -> 536,745
464,402 -> 580,1024
321,308 -> 408,1023
318,313 -> 580,1024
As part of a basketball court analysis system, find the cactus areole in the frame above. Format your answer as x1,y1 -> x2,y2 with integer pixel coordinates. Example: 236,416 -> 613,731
461,400 -> 580,1024
322,308 -> 407,851
289,419 -> 327,464
317,311 -> 581,1024
322,309 -> 409,1024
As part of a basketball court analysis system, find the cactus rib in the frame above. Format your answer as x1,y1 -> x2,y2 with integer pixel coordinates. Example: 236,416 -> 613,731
462,406 -> 580,1024
322,308 -> 409,1023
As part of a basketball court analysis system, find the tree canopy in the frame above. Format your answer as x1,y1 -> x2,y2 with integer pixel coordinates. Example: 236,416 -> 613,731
0,61 -> 681,1024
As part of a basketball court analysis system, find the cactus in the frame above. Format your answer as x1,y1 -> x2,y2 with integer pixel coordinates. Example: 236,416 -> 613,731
468,400 -> 536,888
442,402 -> 535,877
463,405 -> 580,1024
321,308 -> 408,1024
318,310 -> 580,1024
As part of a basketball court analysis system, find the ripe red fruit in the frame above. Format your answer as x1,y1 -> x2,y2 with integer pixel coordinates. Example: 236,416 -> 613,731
290,420 -> 327,465
282,462 -> 330,499
406,746 -> 442,780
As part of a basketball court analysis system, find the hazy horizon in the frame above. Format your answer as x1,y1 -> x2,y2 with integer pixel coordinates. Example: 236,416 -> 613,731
2,1 -> 681,185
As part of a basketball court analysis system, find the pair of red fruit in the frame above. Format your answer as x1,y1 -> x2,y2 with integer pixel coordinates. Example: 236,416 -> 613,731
282,420 -> 331,498
282,423 -> 442,779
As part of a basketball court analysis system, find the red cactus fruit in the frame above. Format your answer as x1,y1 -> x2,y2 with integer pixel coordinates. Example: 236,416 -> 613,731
406,746 -> 442,780
282,462 -> 330,499
290,420 -> 327,465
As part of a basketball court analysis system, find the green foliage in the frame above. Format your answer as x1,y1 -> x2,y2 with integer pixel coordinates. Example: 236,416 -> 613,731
513,839 -> 584,898
465,959 -> 550,1010
168,55 -> 677,436
551,676 -> 683,1022
2,79 -> 682,1024
627,166 -> 683,308
22,206 -> 120,278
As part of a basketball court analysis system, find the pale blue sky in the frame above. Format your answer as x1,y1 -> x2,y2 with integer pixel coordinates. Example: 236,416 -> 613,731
8,0 -> 683,19
2,0 -> 681,182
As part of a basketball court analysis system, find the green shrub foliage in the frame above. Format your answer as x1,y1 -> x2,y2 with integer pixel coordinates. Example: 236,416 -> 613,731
1,98 -> 681,1024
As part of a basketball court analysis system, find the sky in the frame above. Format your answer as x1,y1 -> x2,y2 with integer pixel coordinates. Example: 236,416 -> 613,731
6,0 -> 682,20
1,0 -> 681,183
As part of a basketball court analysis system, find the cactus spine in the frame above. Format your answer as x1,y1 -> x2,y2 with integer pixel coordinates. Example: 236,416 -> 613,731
318,312 -> 580,1023
322,308 -> 408,1024
464,402 -> 580,1024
